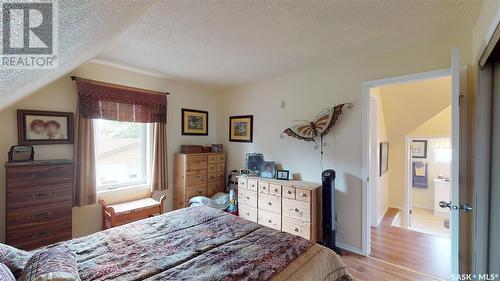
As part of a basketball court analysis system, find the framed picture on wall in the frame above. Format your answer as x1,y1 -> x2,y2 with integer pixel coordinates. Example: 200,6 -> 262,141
17,109 -> 74,145
181,108 -> 208,136
411,140 -> 428,159
229,115 -> 253,142
379,142 -> 389,176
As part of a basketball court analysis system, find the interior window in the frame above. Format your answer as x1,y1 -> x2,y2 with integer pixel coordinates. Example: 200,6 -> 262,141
93,119 -> 150,191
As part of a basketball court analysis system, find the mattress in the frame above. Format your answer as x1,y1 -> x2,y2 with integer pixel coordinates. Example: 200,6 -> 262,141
59,206 -> 352,281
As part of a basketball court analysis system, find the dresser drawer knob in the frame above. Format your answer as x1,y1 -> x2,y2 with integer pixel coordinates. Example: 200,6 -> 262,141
300,193 -> 307,197
32,212 -> 53,219
32,193 -> 50,198
293,208 -> 299,212
274,188 -> 279,192
268,202 -> 272,206
246,212 -> 250,216
262,187 -> 266,190
246,196 -> 250,200
294,227 -> 299,232
32,232 -> 49,238
268,219 -> 273,223
287,190 -> 293,194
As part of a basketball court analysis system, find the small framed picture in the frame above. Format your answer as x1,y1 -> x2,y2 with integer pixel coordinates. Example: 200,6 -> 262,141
239,169 -> 250,176
411,140 -> 428,159
17,109 -> 74,145
276,170 -> 290,180
246,153 -> 264,176
260,161 -> 276,179
229,115 -> 253,143
182,108 -> 208,136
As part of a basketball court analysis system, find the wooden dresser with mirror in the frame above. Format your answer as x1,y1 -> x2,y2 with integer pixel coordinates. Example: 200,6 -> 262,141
174,152 -> 225,209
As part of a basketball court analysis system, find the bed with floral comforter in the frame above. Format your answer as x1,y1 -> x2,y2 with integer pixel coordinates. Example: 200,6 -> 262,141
57,206 -> 352,281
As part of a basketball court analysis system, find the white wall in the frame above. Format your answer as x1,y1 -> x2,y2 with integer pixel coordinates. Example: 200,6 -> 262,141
216,33 -> 471,251
0,62 -> 218,242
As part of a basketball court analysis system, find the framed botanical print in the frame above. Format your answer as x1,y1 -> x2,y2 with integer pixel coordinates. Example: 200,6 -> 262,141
411,140 -> 428,159
229,115 -> 253,142
182,108 -> 208,136
17,109 -> 74,145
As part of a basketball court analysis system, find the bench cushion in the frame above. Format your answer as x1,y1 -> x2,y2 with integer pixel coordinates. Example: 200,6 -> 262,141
109,198 -> 160,215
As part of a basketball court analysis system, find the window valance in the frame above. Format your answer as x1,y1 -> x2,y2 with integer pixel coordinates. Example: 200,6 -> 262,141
75,77 -> 168,124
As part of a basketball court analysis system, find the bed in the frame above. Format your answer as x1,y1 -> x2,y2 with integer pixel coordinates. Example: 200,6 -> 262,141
16,206 -> 353,281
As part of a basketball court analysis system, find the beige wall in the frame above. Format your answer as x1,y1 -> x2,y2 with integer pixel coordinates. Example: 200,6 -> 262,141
377,77 -> 451,209
0,62 -> 218,242
216,33 -> 471,251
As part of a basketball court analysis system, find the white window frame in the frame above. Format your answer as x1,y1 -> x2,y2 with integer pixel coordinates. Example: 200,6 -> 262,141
93,120 -> 153,193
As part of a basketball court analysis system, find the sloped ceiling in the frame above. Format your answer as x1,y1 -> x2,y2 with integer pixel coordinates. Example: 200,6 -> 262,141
0,0 -> 155,110
0,1 -> 481,110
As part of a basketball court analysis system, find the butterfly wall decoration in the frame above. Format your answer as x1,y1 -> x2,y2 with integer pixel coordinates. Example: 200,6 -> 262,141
281,103 -> 353,155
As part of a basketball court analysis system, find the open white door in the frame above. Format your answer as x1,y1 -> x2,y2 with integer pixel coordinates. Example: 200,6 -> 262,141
450,48 -> 460,275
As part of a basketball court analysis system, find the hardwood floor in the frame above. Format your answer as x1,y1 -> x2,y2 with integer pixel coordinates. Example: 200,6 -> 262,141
369,208 -> 450,280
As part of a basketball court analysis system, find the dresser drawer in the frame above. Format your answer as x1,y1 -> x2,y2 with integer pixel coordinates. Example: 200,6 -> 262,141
186,174 -> 207,186
258,210 -> 281,230
258,193 -> 281,214
7,164 -> 73,188
217,154 -> 225,162
258,181 -> 269,194
207,164 -> 217,173
207,154 -> 218,164
295,188 -> 312,203
282,216 -> 311,239
207,173 -> 217,182
283,186 -> 296,199
185,184 -> 206,199
217,171 -> 225,182
269,184 -> 282,196
186,156 -> 207,170
238,188 -> 257,208
282,198 -> 311,223
186,168 -> 207,176
238,178 -> 247,189
207,182 -> 217,196
7,219 -> 71,250
216,163 -> 225,172
216,181 -> 225,192
239,204 -> 257,222
247,179 -> 258,191
7,201 -> 71,227
7,182 -> 72,209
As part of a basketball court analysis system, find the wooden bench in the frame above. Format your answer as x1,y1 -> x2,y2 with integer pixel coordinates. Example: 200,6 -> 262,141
98,194 -> 166,229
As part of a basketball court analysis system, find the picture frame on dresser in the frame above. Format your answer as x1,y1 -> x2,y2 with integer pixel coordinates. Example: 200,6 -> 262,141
246,153 -> 263,176
17,109 -> 74,145
276,170 -> 290,180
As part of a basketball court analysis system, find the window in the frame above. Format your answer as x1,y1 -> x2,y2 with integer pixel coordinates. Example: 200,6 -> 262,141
93,119 -> 151,191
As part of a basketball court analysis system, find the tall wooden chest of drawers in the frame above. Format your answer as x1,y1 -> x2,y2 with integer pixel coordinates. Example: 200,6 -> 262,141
238,176 -> 321,241
174,152 -> 225,209
5,160 -> 73,250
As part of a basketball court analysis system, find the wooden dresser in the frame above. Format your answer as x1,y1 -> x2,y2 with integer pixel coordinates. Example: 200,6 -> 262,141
238,176 -> 321,241
174,152 -> 225,209
5,160 -> 73,250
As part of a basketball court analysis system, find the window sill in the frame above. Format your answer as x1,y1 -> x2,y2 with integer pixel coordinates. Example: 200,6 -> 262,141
97,184 -> 151,205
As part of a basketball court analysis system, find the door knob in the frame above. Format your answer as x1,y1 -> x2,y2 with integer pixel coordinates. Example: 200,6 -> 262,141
459,204 -> 473,212
439,201 -> 452,209
439,201 -> 473,212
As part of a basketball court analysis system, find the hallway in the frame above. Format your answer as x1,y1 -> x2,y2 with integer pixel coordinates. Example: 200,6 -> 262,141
370,208 -> 451,280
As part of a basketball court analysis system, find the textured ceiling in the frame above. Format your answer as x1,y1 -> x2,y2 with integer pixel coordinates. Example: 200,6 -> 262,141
98,0 -> 481,89
0,1 -> 482,109
0,0 -> 155,110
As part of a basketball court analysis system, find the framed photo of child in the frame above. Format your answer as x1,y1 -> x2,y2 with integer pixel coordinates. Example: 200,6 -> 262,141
17,110 -> 74,145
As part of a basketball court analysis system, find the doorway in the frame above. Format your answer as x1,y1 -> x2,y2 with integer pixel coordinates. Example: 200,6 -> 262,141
362,50 -> 466,279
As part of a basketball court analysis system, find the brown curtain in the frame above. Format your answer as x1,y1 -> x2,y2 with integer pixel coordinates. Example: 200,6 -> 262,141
73,99 -> 97,206
76,78 -> 167,123
152,122 -> 168,191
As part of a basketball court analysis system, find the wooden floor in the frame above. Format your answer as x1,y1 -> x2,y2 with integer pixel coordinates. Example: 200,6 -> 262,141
341,208 -> 450,281
369,208 -> 450,280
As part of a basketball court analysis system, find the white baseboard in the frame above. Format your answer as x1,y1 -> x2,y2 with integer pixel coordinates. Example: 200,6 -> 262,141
337,242 -> 364,256
411,204 -> 434,210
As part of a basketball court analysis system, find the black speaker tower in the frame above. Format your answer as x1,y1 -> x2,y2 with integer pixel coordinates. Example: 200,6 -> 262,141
321,169 -> 340,254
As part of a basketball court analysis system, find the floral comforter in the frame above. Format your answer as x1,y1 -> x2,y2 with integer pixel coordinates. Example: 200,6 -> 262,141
65,206 -> 315,281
